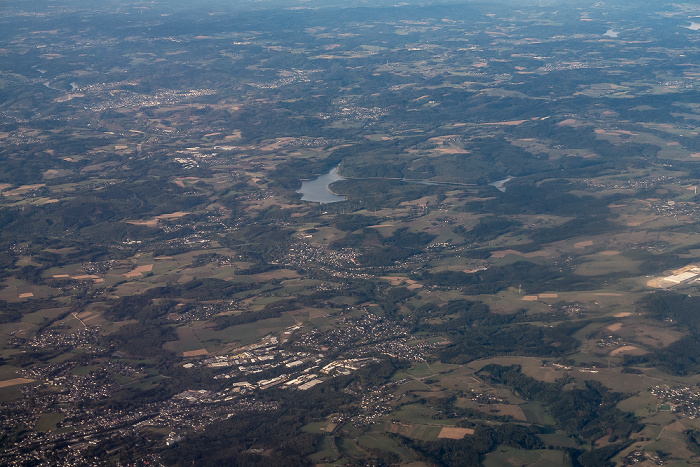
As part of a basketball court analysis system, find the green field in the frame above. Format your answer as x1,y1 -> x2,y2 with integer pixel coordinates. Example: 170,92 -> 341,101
390,404 -> 456,426
520,402 -> 555,425
192,312 -> 299,347
359,432 -> 419,461
308,436 -> 337,463
0,386 -> 25,403
34,413 -> 65,432
21,307 -> 70,325
483,446 -> 569,467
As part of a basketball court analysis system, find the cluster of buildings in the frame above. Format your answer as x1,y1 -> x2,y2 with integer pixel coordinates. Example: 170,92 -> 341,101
290,311 -> 435,361
598,335 -> 622,349
649,199 -> 700,217
81,260 -> 127,275
184,332 -> 377,391
168,304 -> 220,323
295,312 -> 409,349
583,175 -> 675,190
625,450 -> 664,465
279,242 -> 359,273
0,355 -> 280,466
17,361 -> 137,405
317,105 -> 388,122
248,69 -> 318,89
0,361 -> 144,465
650,385 -> 700,419
259,136 -> 331,150
350,388 -> 397,427
86,88 -> 217,113
16,327 -> 101,351
648,265 -> 700,289
344,337 -> 437,362
469,390 -> 506,405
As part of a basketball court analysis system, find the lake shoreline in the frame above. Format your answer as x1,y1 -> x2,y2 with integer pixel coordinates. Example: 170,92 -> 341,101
298,165 -> 513,202
296,166 -> 346,203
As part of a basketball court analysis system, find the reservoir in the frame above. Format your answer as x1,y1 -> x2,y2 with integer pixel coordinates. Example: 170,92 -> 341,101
299,168 -> 513,201
297,166 -> 346,203
489,177 -> 513,192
